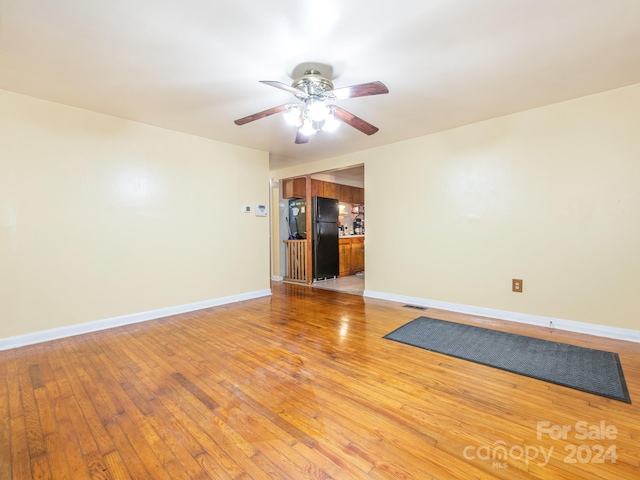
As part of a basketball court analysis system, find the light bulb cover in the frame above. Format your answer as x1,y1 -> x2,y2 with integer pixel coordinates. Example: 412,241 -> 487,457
321,113 -> 340,132
307,100 -> 329,122
299,119 -> 316,136
283,106 -> 302,126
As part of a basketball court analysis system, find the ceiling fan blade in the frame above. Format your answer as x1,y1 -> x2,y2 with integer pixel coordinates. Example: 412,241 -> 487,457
295,130 -> 309,144
331,106 -> 379,135
329,81 -> 389,100
234,104 -> 289,126
260,80 -> 305,97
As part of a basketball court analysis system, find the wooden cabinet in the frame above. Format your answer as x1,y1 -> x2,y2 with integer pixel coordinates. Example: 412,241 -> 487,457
350,237 -> 365,273
352,187 -> 364,205
339,238 -> 352,277
339,236 -> 364,276
310,179 -> 340,200
338,185 -> 364,204
323,181 -> 340,200
311,179 -> 323,197
285,177 -> 362,203
282,177 -> 306,199
339,184 -> 353,204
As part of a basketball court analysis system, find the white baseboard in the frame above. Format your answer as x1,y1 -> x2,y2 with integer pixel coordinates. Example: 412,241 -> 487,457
271,275 -> 284,282
363,290 -> 640,344
0,289 -> 272,351
7,287 -> 637,351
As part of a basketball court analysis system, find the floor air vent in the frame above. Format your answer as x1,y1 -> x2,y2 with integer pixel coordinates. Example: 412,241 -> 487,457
403,304 -> 427,311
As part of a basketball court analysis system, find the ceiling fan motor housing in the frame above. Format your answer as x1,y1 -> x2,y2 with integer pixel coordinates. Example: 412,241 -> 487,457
291,69 -> 334,97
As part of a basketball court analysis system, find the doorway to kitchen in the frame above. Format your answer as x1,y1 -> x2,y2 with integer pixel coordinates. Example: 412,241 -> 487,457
310,164 -> 365,295
278,164 -> 365,295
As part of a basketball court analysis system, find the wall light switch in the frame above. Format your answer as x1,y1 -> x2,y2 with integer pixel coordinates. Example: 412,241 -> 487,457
243,205 -> 251,214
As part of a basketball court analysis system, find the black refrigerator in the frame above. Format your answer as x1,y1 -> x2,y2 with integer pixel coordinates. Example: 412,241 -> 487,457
312,196 -> 339,280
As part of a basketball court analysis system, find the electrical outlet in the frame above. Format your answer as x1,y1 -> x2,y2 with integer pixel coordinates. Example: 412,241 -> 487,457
512,279 -> 523,293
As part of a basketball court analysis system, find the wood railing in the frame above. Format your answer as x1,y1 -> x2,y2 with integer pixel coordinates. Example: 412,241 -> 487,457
283,239 -> 308,283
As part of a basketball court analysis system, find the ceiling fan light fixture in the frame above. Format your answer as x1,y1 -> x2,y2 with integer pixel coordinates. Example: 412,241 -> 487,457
299,118 -> 316,136
321,112 -> 340,132
307,99 -> 329,122
234,68 -> 388,143
283,105 -> 302,126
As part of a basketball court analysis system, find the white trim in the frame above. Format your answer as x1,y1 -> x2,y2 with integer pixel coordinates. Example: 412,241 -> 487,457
363,290 -> 640,344
271,275 -> 284,282
0,289 -> 272,351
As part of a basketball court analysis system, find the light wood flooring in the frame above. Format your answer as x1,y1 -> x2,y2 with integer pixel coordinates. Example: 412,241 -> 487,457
311,274 -> 365,296
2,281 -> 640,479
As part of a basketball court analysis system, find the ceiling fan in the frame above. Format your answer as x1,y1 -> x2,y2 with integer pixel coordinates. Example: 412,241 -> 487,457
234,69 -> 389,144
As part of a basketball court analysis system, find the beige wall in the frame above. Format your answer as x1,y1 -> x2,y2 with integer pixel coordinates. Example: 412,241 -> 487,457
272,83 -> 640,332
0,90 -> 270,339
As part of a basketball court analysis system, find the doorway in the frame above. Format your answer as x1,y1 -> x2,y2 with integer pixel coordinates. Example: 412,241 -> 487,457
277,164 -> 365,294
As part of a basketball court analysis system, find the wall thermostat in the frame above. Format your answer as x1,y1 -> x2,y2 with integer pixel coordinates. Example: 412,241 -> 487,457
255,204 -> 268,217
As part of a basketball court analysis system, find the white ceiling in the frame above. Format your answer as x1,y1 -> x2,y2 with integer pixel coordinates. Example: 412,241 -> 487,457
2,0 -> 640,170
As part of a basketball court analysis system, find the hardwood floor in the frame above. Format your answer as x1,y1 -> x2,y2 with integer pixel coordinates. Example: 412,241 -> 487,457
2,282 -> 640,479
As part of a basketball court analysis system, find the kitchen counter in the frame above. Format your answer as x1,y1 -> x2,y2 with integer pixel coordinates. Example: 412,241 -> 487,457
339,234 -> 365,238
